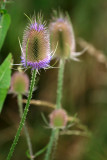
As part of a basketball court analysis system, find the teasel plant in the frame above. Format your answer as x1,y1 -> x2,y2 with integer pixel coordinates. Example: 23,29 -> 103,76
9,70 -> 35,160
6,14 -> 53,160
44,11 -> 87,160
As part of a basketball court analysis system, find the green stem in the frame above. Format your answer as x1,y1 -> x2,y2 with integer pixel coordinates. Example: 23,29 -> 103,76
17,94 -> 34,160
44,129 -> 58,160
51,129 -> 59,160
6,69 -> 37,160
56,59 -> 65,109
44,59 -> 65,160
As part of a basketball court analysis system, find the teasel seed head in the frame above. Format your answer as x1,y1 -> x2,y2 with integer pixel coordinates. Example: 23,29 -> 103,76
21,14 -> 51,70
49,109 -> 68,129
49,11 -> 76,59
49,11 -> 86,61
10,71 -> 29,95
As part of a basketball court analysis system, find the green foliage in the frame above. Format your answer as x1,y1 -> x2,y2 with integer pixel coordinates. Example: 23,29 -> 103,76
0,53 -> 12,113
0,11 -> 11,50
26,144 -> 48,159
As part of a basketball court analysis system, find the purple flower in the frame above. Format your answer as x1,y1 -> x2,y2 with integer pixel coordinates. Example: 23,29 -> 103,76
21,16 -> 51,70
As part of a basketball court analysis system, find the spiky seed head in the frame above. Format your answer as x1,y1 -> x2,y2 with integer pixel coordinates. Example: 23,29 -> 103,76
49,109 -> 68,129
10,72 -> 29,95
49,12 -> 75,59
21,15 -> 51,70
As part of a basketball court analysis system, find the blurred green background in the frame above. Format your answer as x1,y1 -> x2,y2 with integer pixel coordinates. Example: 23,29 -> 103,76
1,0 -> 107,160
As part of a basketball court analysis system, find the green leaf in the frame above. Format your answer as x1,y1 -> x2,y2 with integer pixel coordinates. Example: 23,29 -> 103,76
0,13 -> 11,50
41,112 -> 49,126
34,145 -> 48,158
0,9 -> 7,15
0,53 -> 12,113
26,144 -> 48,159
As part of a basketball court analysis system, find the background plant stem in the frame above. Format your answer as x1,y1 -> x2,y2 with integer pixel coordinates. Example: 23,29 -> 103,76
44,59 -> 65,160
44,129 -> 58,160
51,129 -> 59,160
17,94 -> 34,160
6,69 -> 37,160
56,59 -> 65,109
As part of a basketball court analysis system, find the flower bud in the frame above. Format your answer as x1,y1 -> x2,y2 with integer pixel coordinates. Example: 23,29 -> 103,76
49,12 -> 75,59
49,109 -> 68,129
10,71 -> 29,95
21,15 -> 51,69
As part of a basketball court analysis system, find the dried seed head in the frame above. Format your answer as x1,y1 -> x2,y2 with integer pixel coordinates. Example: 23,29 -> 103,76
49,109 -> 68,129
21,15 -> 51,69
10,72 -> 29,95
49,12 -> 75,59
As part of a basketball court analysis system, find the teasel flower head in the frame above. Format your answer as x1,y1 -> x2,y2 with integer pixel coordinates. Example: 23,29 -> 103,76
21,14 -> 51,70
10,71 -> 29,95
49,109 -> 68,129
49,11 -> 86,61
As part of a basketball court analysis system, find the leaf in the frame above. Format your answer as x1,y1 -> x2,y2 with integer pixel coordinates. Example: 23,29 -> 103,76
0,13 -> 11,50
41,112 -> 49,126
0,53 -> 12,113
34,145 -> 48,158
0,9 -> 7,15
26,144 -> 48,159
